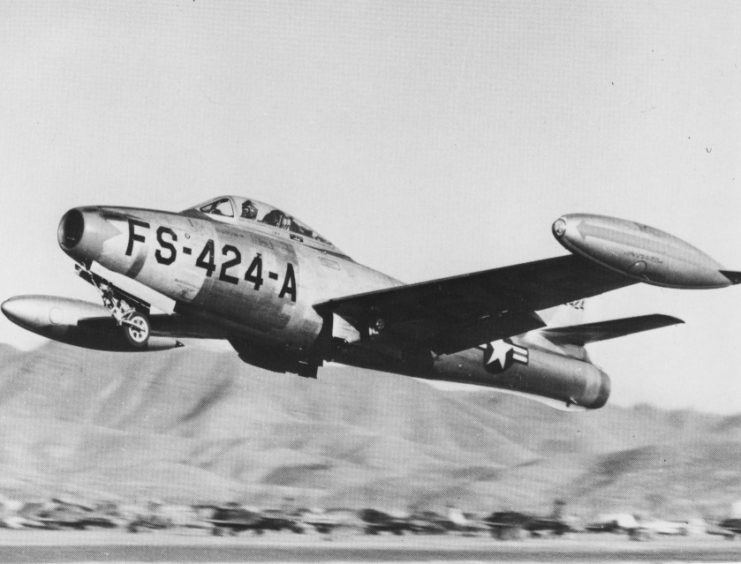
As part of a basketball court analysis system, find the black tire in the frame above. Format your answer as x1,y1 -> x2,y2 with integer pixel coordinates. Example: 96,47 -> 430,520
123,312 -> 150,348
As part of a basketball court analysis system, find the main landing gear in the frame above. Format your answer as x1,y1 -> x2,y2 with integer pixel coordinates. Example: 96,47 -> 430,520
75,263 -> 152,348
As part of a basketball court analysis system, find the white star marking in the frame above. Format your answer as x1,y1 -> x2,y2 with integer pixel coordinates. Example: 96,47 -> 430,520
486,340 -> 513,368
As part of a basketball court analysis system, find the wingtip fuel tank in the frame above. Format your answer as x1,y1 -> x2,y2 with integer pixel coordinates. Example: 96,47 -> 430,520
1,295 -> 182,352
552,213 -> 739,289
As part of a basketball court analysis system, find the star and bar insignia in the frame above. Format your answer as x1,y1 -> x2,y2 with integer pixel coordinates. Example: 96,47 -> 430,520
483,339 -> 529,374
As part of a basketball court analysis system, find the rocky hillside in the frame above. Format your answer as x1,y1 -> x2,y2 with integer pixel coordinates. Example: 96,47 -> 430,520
0,342 -> 738,518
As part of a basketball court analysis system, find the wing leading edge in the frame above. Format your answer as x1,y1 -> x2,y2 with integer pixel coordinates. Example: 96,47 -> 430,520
314,254 -> 636,355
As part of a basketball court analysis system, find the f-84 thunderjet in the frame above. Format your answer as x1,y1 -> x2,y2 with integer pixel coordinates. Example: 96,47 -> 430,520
3,196 -> 739,410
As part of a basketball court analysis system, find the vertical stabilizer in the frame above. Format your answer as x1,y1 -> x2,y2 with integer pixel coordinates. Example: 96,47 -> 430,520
539,299 -> 587,327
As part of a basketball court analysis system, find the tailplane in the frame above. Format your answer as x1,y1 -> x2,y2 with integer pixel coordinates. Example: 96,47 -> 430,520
539,314 -> 683,347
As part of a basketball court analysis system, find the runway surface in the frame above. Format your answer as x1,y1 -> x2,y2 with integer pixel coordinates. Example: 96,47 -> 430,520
0,530 -> 741,563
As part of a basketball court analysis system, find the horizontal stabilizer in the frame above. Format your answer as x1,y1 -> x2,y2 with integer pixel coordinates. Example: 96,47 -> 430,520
720,270 -> 741,285
539,314 -> 683,346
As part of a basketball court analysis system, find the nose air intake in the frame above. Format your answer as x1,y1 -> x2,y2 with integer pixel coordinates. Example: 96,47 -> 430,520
58,209 -> 85,251
56,207 -> 118,264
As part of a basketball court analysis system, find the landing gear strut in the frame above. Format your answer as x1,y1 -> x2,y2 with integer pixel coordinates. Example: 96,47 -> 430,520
75,263 -> 152,348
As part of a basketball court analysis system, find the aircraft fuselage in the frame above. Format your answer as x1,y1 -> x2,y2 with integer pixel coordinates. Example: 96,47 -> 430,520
61,206 -> 398,351
11,196 -> 735,411
54,204 -> 610,409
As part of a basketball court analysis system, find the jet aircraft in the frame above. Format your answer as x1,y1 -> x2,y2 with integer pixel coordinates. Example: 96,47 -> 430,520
2,196 -> 739,410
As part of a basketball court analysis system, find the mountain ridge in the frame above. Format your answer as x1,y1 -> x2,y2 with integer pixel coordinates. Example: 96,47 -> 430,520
0,341 -> 738,518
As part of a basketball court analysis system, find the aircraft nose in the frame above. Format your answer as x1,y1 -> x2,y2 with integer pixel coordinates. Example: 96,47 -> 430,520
57,207 -> 120,263
58,209 -> 85,251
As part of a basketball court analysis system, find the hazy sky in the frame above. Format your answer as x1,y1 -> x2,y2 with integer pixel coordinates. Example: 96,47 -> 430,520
1,1 -> 740,412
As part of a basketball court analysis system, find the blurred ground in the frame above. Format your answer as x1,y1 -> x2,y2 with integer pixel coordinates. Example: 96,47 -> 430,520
0,531 -> 740,563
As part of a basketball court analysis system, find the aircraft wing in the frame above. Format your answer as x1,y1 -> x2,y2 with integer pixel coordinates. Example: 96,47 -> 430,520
314,254 -> 635,354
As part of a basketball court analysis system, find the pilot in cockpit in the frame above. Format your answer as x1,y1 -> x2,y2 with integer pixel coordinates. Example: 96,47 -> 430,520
241,200 -> 258,220
262,209 -> 292,230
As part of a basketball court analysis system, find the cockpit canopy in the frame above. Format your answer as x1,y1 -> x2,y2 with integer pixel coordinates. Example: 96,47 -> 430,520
186,196 -> 347,258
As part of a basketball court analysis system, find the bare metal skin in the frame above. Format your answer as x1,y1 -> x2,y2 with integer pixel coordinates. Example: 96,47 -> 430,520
3,196 -> 739,411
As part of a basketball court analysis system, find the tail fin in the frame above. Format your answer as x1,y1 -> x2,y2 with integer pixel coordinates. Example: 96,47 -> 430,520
538,300 -> 587,327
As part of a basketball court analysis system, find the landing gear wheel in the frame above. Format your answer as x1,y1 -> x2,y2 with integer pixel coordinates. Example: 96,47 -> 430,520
123,311 -> 150,348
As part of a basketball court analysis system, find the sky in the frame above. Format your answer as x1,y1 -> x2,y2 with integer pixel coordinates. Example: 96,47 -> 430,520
1,1 -> 740,412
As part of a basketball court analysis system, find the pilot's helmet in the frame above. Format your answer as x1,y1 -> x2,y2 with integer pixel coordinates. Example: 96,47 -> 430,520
262,209 -> 282,226
241,200 -> 258,219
